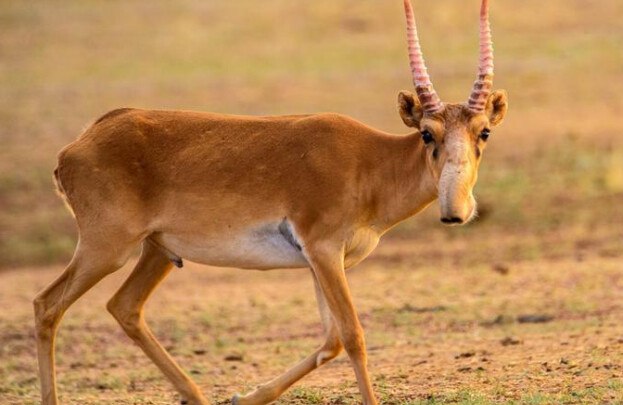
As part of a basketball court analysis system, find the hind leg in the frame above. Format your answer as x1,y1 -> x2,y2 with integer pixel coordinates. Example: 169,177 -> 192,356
107,241 -> 210,405
34,237 -> 139,405
232,270 -> 343,405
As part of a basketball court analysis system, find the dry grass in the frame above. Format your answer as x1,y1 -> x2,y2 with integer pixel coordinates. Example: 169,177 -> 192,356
0,0 -> 622,403
1,0 -> 622,267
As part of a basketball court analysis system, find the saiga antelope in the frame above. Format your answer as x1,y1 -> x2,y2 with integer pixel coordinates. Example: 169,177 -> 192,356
34,0 -> 508,404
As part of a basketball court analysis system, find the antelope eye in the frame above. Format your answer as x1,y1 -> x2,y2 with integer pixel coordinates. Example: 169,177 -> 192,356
480,128 -> 491,141
421,130 -> 434,144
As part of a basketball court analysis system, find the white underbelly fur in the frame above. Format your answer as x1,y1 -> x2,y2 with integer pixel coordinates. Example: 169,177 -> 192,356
155,230 -> 309,270
152,222 -> 380,271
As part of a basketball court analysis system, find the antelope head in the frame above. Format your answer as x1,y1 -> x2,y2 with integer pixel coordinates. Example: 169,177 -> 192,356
398,0 -> 508,225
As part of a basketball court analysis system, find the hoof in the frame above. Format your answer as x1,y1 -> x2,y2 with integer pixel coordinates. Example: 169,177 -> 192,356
231,393 -> 241,405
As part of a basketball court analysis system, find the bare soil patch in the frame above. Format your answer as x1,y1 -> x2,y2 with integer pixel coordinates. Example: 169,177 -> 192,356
1,247 -> 621,404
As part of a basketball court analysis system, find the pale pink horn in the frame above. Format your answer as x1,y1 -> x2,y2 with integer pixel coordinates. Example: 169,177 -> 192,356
403,0 -> 443,114
467,0 -> 494,113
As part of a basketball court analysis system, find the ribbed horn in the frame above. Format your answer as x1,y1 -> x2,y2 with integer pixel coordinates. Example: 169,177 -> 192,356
467,0 -> 494,113
403,0 -> 443,114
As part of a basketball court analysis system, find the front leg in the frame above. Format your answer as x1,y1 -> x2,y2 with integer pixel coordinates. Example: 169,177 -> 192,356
306,242 -> 378,405
232,271 -> 342,405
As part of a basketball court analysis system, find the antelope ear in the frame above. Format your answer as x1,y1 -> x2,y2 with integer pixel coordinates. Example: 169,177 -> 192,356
486,90 -> 508,127
397,91 -> 424,128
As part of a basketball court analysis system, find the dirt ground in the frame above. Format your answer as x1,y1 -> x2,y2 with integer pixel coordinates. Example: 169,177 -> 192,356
1,241 -> 622,404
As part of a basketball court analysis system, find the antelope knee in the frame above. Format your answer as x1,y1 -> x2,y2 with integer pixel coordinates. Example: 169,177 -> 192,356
107,299 -> 142,338
33,295 -> 57,335
316,341 -> 342,366
341,328 -> 366,358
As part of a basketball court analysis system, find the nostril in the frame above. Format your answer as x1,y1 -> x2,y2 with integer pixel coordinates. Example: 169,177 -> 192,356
441,216 -> 464,224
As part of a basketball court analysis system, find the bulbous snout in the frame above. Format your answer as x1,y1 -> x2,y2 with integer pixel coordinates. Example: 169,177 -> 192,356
439,200 -> 476,226
438,163 -> 477,226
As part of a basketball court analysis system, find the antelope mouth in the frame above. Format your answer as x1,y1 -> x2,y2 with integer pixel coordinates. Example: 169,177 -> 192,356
439,202 -> 477,226
440,216 -> 465,225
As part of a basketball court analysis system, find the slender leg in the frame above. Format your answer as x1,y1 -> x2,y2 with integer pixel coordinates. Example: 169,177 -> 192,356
106,241 -> 210,405
34,239 -> 136,405
306,244 -> 378,405
232,271 -> 343,405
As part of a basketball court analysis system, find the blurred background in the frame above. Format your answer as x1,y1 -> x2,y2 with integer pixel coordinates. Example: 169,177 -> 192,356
0,0 -> 621,268
0,1 -> 622,403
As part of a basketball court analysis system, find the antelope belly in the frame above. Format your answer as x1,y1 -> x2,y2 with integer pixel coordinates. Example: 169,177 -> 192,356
154,227 -> 309,270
